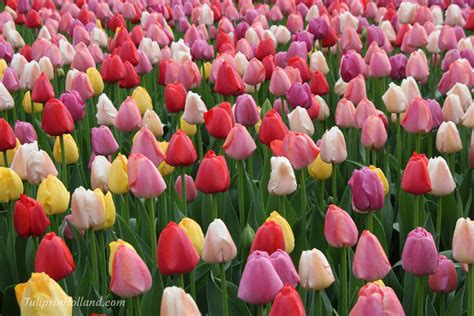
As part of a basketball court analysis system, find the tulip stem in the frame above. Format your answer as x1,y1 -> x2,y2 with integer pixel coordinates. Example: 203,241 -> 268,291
178,274 -> 184,288
180,167 -> 187,216
97,231 -> 107,296
279,195 -> 286,218
366,212 -> 373,232
257,305 -> 263,316
2,151 -> 7,167
133,296 -> 142,316
341,247 -> 348,316
314,290 -> 322,316
416,276 -> 425,316
415,133 -> 421,153
439,293 -> 445,315
371,149 -> 377,166
238,161 -> 245,227
332,164 -> 337,202
414,195 -> 420,228
88,230 -> 99,290
121,194 -> 129,225
196,125 -> 203,160
299,170 -> 307,250
147,198 -> 157,267
436,196 -> 443,249
211,194 -> 218,220
60,134 -> 68,189
7,204 -> 18,283
397,114 -> 402,169
469,265 -> 474,316
220,262 -> 229,316
189,270 -> 196,299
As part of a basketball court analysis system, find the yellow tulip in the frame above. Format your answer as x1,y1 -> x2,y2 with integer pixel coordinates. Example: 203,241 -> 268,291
180,117 -> 197,136
0,59 -> 7,78
108,154 -> 129,194
308,154 -> 333,180
179,218 -> 205,256
15,272 -> 73,316
255,119 -> 262,134
86,67 -> 104,96
266,211 -> 295,253
37,175 -> 70,215
132,86 -> 153,114
0,138 -> 20,167
202,62 -> 211,80
373,279 -> 386,287
0,167 -> 23,203
94,190 -> 116,230
108,239 -> 135,275
158,142 -> 174,176
22,91 -> 43,114
53,134 -> 79,165
369,165 -> 389,196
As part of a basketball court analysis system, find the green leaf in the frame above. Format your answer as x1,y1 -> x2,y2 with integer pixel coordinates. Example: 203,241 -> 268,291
443,286 -> 464,316
2,285 -> 20,316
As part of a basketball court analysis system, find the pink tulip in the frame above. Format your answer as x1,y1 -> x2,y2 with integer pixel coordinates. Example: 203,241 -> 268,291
406,50 -> 430,84
91,126 -> 119,156
128,153 -> 166,199
70,72 -> 94,101
269,67 -> 291,96
223,124 -> 256,160
361,115 -> 387,149
115,97 -> 142,133
335,98 -> 356,128
269,249 -> 300,288
243,58 -> 265,86
174,175 -> 197,203
324,204 -> 358,248
401,97 -> 433,134
281,131 -> 319,170
131,128 -> 166,167
402,227 -> 438,276
367,50 -> 392,78
353,230 -> 391,282
343,74 -> 366,105
428,255 -> 458,293
354,98 -> 377,129
349,282 -> 404,316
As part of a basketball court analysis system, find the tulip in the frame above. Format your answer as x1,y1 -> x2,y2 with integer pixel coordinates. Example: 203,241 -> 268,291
402,227 -> 438,276
308,154 -> 332,181
282,131 -> 319,170
183,91 -> 207,125
428,256 -> 458,293
96,94 -> 117,126
141,109 -> 164,137
310,72 -> 330,96
238,251 -> 283,305
165,130 -> 198,167
86,67 -> 104,96
91,156 -> 111,192
59,90 -> 85,123
161,286 -> 201,316
452,218 -> 474,264
324,204 -> 358,248
204,102 -> 234,139
0,167 -> 23,203
402,152 -> 431,196
258,110 -> 289,146
243,58 -> 265,86
10,143 -> 55,183
52,134 -> 79,165
178,218 -> 204,256
269,67 -> 291,96
22,91 -> 43,114
15,273 -> 72,315
41,98 -> 74,139
128,153 -> 166,199
175,175 -> 198,203
131,87 -> 153,115
0,118 -> 16,153
91,126 -> 119,156
70,187 -> 106,230
234,94 -> 260,126
265,211 -> 295,254
36,175 -> 69,215
382,83 -> 408,114
288,107 -> 314,136
350,282 -> 404,316
340,51 -> 365,82
361,115 -> 387,149
94,190 -> 116,230
269,286 -> 305,316
319,126 -> 347,164
100,54 -> 125,83
353,230 -> 391,282
298,248 -> 335,290
270,249 -> 300,287
14,194 -> 49,237
214,61 -> 244,96
285,82 -> 311,109
115,97 -> 142,133
31,72 -> 54,104
201,218 -> 237,263
268,156 -> 297,196
131,128 -> 165,167
436,121 -> 462,154
367,50 -> 392,78
401,77 -> 421,103
165,83 -> 187,113
428,157 -> 456,196
335,99 -> 356,128
223,124 -> 256,160
14,121 -> 37,144
442,94 -> 464,124
157,222 -> 200,275
109,240 -> 152,297
195,150 -> 230,194
35,232 -> 75,280
108,154 -> 129,195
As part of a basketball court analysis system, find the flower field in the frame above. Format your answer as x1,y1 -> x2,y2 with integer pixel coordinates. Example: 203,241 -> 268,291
0,0 -> 473,315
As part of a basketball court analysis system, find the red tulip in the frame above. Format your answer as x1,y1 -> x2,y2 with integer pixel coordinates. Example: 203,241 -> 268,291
195,150 -> 230,194
402,152 -> 431,195
259,110 -> 289,146
100,54 -> 125,84
31,73 -> 54,104
14,194 -> 50,237
214,61 -> 244,96
255,38 -> 276,61
41,98 -> 75,136
157,222 -> 200,275
269,286 -> 305,316
25,10 -> 41,28
310,71 -> 330,96
119,61 -> 140,89
35,232 -> 75,280
119,40 -> 139,66
250,221 -> 285,255
164,130 -> 198,167
164,83 -> 187,113
0,118 -> 16,152
204,102 -> 234,139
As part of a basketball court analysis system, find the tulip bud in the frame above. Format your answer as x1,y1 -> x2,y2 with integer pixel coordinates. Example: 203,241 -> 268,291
128,154 -> 166,199
382,83 -> 408,114
35,232 -> 75,280
108,154 -> 129,194
36,175 -> 69,215
402,227 -> 438,276
86,67 -> 104,96
268,156 -> 297,196
160,286 -> 201,316
401,97 -> 433,134
259,110 -> 289,146
195,150 -> 230,194
109,240 -> 152,297
428,256 -> 458,293
165,130 -> 198,167
14,194 -> 50,237
96,94 -> 117,126
402,152 -> 431,195
132,86 -> 153,114
238,251 -> 283,305
91,126 -> 119,156
202,218 -> 237,263
298,248 -> 335,290
53,134 -> 79,165
282,131 -> 319,170
70,186 -> 106,230
452,218 -> 474,264
353,230 -> 391,281
361,115 -> 387,149
427,157 -> 456,196
319,126 -> 347,164
348,167 -> 384,212
436,121 -> 462,154
131,128 -> 166,167
15,273 -> 72,315
241,224 -> 255,250
115,97 -> 142,133
324,204 -> 358,248
179,218 -> 205,256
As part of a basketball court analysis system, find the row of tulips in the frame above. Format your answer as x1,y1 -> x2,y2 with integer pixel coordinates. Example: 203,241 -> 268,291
0,0 -> 473,315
